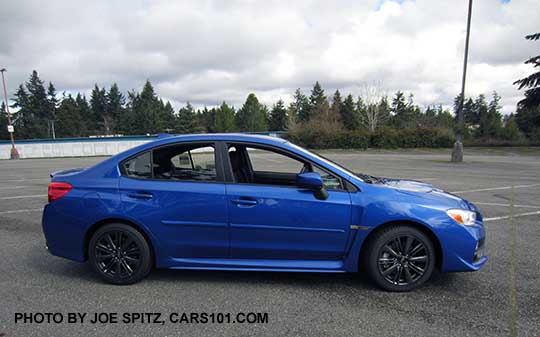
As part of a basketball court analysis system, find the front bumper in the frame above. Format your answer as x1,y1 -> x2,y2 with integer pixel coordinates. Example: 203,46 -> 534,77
439,219 -> 487,272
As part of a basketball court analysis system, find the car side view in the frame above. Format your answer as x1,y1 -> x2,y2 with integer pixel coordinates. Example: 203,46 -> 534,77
42,134 -> 487,291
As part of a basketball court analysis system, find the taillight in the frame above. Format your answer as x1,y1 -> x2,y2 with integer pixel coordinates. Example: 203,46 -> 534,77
48,182 -> 72,202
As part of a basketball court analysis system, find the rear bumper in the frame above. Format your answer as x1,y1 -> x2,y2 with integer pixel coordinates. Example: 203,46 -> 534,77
42,203 -> 87,262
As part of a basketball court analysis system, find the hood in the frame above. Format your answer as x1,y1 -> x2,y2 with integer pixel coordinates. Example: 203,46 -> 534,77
380,179 -> 437,193
355,173 -> 474,211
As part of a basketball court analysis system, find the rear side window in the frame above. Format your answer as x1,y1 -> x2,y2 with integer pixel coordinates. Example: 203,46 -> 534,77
156,145 -> 216,181
122,151 -> 151,178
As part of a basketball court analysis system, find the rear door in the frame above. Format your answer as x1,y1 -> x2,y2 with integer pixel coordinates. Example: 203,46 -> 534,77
119,142 -> 229,259
225,144 -> 352,260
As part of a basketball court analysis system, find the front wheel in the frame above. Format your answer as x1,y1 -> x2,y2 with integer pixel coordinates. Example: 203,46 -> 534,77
88,223 -> 152,285
364,225 -> 435,292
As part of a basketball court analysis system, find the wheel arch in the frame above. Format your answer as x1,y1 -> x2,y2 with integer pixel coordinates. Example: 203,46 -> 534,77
84,217 -> 157,265
359,220 -> 443,271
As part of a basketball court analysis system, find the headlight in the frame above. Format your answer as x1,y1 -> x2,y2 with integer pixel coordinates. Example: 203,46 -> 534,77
446,209 -> 476,226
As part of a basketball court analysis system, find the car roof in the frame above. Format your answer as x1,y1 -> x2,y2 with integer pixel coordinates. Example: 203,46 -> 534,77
152,133 -> 288,146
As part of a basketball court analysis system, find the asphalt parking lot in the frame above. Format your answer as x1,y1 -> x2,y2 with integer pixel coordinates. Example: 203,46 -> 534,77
1,148 -> 539,336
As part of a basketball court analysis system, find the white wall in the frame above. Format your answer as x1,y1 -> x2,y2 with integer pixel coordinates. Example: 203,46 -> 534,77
0,139 -> 152,160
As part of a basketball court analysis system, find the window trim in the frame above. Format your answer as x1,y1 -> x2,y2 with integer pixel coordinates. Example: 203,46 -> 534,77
118,141 -> 225,183
222,141 -> 356,192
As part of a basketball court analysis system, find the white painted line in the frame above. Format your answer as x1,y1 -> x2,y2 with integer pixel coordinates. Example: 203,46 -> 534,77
0,194 -> 46,200
451,183 -> 540,194
0,186 -> 31,190
0,208 -> 43,215
484,210 -> 540,222
0,178 -> 49,183
474,202 -> 540,209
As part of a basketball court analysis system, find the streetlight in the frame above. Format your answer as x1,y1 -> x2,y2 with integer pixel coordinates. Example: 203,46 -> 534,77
1,68 -> 20,159
451,0 -> 473,163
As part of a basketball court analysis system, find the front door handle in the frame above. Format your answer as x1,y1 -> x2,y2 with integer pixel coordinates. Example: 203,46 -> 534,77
127,192 -> 153,200
232,198 -> 258,207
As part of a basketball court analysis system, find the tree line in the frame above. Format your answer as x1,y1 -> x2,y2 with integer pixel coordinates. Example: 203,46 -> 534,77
0,31 -> 538,145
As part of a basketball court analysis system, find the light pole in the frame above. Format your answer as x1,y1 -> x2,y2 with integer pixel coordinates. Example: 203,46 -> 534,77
1,68 -> 20,159
451,0 -> 473,163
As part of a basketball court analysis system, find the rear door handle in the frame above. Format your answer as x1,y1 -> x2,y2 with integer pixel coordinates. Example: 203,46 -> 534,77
127,192 -> 153,200
232,198 -> 258,206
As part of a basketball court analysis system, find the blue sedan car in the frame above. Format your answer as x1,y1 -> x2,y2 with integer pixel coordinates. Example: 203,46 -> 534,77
42,134 -> 487,291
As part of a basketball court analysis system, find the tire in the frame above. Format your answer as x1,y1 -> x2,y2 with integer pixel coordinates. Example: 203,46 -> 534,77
364,225 -> 435,292
88,223 -> 152,285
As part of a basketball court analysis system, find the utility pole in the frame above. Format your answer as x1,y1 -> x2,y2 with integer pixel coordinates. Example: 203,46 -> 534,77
0,68 -> 20,159
451,0 -> 473,163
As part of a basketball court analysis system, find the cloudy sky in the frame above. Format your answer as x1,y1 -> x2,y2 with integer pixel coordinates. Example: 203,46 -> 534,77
0,0 -> 538,114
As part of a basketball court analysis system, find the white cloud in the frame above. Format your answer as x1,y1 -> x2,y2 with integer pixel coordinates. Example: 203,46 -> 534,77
0,0 -> 538,113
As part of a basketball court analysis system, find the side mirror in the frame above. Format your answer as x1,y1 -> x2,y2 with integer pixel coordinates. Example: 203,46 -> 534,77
296,172 -> 328,200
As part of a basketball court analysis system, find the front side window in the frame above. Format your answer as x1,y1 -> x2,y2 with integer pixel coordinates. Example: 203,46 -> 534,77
311,165 -> 343,190
246,147 -> 305,174
227,144 -> 345,191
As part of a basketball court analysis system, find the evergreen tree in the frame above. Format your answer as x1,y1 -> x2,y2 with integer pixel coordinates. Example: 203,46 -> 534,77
161,101 -> 176,133
90,84 -> 108,134
11,72 -> 50,139
514,33 -> 540,109
131,81 -> 165,134
292,88 -> 310,123
55,94 -> 83,137
0,102 -> 8,140
26,70 -> 50,138
214,102 -> 236,132
341,94 -> 357,130
107,83 -> 124,134
236,93 -> 268,131
500,114 -> 522,141
514,33 -> 540,139
269,99 -> 288,131
477,92 -> 503,138
12,84 -> 30,139
46,83 -> 58,138
75,94 -> 92,136
308,82 -> 329,120
453,94 -> 477,125
329,90 -> 342,125
391,91 -> 415,128
176,102 -> 196,134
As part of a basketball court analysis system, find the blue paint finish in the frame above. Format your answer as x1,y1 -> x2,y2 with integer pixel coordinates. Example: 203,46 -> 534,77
42,134 -> 487,276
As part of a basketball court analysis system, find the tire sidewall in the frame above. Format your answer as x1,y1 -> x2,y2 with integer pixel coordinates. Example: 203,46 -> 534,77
88,223 -> 152,285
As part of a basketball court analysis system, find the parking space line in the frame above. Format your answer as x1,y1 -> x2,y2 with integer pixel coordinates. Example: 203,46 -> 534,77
451,183 -> 540,194
0,208 -> 43,215
0,178 -> 49,183
484,210 -> 540,222
0,186 -> 31,190
0,194 -> 47,200
474,202 -> 540,209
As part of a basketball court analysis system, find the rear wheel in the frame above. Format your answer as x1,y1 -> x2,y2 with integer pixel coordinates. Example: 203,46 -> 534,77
364,225 -> 435,292
88,223 -> 152,285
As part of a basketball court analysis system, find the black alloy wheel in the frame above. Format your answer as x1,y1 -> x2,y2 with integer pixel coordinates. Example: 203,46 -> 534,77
378,235 -> 428,286
89,223 -> 152,285
365,225 -> 435,292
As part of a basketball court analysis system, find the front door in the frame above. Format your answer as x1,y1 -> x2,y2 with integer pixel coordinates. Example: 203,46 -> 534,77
225,145 -> 352,260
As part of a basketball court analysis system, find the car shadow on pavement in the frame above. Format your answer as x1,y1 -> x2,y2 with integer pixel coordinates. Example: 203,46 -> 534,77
31,248 -> 460,293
